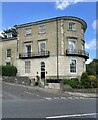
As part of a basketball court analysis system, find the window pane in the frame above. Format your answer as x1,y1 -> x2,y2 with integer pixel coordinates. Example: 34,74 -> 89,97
25,28 -> 31,36
70,60 -> 76,73
26,45 -> 31,57
40,43 -> 45,51
41,62 -> 45,72
82,44 -> 84,50
25,61 -> 30,73
6,49 -> 11,57
24,44 -> 32,57
69,22 -> 76,30
39,42 -> 46,55
39,25 -> 45,33
68,41 -> 76,51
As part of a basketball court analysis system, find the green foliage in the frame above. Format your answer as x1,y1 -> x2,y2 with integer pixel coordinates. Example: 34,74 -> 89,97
2,27 -> 17,38
80,72 -> 90,88
0,66 -> 2,75
88,75 -> 97,88
63,73 -> 98,89
1,65 -> 17,76
63,78 -> 82,88
88,75 -> 96,82
86,59 -> 98,79
86,59 -> 98,88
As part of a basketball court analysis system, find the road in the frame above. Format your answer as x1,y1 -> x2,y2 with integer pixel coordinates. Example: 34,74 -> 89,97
2,81 -> 97,119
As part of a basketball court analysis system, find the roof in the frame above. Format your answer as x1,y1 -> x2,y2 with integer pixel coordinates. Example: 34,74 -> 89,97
15,16 -> 87,31
0,37 -> 17,42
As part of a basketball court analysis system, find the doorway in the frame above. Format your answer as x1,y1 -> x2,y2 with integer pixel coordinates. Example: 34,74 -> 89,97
40,62 -> 45,85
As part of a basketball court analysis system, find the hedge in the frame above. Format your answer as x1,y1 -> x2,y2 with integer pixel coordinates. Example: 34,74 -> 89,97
0,65 -> 17,76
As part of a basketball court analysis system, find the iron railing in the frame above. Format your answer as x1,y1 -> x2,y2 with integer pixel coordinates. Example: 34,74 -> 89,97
19,51 -> 50,59
66,49 -> 89,59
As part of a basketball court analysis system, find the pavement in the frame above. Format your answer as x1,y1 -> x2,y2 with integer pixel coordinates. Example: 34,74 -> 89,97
65,91 -> 97,98
2,81 -> 97,118
2,81 -> 97,99
34,86 -> 97,98
31,86 -> 97,98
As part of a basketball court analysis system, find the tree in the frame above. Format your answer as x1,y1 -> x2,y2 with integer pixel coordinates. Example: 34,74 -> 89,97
88,75 -> 97,88
1,26 -> 17,38
86,59 -> 98,78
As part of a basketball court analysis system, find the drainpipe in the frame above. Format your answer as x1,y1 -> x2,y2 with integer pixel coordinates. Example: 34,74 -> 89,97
56,18 -> 59,80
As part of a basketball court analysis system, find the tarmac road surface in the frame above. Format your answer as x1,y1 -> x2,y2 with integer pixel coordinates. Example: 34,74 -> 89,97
2,81 -> 97,119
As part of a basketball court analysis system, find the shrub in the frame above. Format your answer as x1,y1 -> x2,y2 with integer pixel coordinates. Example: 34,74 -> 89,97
80,72 -> 90,88
88,75 -> 97,88
96,75 -> 98,88
1,65 -> 17,76
88,75 -> 96,81
63,78 -> 81,88
71,78 -> 78,82
0,66 -> 2,75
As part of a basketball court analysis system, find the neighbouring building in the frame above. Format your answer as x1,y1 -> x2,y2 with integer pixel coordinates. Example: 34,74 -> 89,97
1,35 -> 17,66
1,16 -> 89,88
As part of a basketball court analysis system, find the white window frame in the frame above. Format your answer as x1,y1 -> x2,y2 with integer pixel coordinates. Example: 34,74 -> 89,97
83,61 -> 86,72
68,39 -> 77,51
24,43 -> 32,56
81,42 -> 85,51
38,41 -> 46,55
6,49 -> 11,58
24,42 -> 32,57
39,24 -> 46,34
25,27 -> 32,36
70,59 -> 77,73
68,22 -> 76,31
25,61 -> 31,74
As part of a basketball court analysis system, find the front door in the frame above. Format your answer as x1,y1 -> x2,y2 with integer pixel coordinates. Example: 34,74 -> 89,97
41,62 -> 45,85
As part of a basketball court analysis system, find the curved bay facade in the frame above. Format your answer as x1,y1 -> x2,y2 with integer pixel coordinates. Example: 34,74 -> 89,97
16,16 -> 89,84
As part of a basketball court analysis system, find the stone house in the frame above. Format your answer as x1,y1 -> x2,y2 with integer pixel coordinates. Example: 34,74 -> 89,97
0,36 -> 17,66
1,16 -> 89,88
